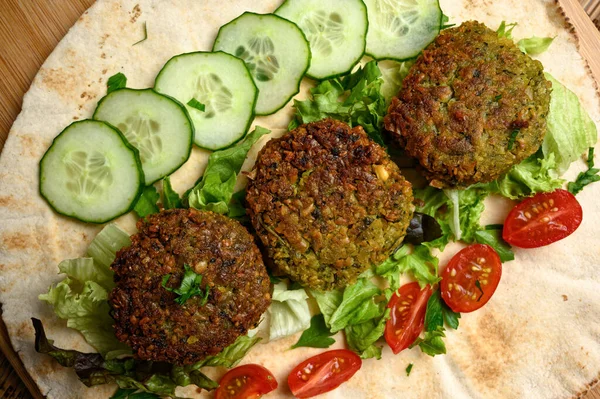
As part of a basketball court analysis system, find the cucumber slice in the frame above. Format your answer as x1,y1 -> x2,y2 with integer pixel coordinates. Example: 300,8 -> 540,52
213,12 -> 311,115
93,88 -> 193,183
154,51 -> 257,150
364,0 -> 442,61
275,0 -> 367,80
39,120 -> 144,224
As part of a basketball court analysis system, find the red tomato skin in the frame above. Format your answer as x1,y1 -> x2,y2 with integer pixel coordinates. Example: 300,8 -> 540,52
503,189 -> 583,248
384,282 -> 432,354
287,349 -> 361,398
215,364 -> 278,399
440,244 -> 502,313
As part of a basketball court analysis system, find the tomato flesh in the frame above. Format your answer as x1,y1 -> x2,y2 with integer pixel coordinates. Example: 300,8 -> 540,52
503,189 -> 583,248
440,244 -> 502,313
215,364 -> 278,399
384,282 -> 432,354
287,349 -> 361,398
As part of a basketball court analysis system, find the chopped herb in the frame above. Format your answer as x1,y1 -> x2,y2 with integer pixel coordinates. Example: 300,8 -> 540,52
568,147 -> 600,195
162,176 -> 182,210
485,224 -> 504,230
475,280 -> 484,302
424,291 -> 444,332
162,264 -> 210,305
440,13 -> 455,30
132,21 -> 148,46
411,326 -> 446,356
291,314 -> 336,349
133,185 -> 160,218
406,363 -> 414,376
497,21 -> 517,39
187,98 -> 206,112
494,95 -> 502,101
474,229 -> 515,262
107,72 -> 127,94
442,304 -> 461,330
111,389 -> 159,399
507,130 -> 519,150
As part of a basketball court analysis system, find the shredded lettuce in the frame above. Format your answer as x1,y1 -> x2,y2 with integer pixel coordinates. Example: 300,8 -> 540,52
375,245 -> 440,290
568,147 -> 600,195
518,36 -> 554,55
267,282 -> 311,341
379,59 -> 415,103
289,60 -> 388,145
543,73 -> 598,174
188,126 -> 270,214
162,176 -> 182,210
345,309 -> 390,360
40,224 -> 131,355
310,279 -> 388,359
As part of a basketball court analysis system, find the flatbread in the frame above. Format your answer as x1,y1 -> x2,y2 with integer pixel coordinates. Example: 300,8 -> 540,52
0,0 -> 599,398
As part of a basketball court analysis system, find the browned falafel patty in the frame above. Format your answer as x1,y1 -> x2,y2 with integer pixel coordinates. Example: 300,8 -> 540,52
109,208 -> 271,365
384,21 -> 552,188
246,119 -> 414,291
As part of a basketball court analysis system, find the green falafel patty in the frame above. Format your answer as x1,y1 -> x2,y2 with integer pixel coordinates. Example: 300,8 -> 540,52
109,208 -> 271,365
384,21 -> 552,188
246,119 -> 414,291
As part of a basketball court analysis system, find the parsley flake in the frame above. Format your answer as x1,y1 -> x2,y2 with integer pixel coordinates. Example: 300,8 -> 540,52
291,314 -> 336,349
162,264 -> 210,305
475,280 -> 484,302
507,130 -> 519,150
187,98 -> 206,112
132,21 -> 148,46
568,147 -> 600,195
107,73 -> 127,94
406,363 -> 414,376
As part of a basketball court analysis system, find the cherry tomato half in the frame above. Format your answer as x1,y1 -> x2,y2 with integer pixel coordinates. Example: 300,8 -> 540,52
215,364 -> 278,399
503,189 -> 583,248
287,349 -> 361,398
384,282 -> 432,354
440,244 -> 502,313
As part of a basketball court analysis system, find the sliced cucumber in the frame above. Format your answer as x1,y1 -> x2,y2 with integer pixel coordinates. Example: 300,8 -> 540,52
275,0 -> 367,80
93,88 -> 193,183
154,51 -> 257,150
213,12 -> 311,115
39,120 -> 144,224
364,0 -> 442,61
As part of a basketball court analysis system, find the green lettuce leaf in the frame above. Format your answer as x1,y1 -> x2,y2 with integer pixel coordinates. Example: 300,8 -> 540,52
327,278 -> 383,333
543,73 -> 598,174
267,282 -> 311,341
40,225 -> 131,355
193,334 -> 261,369
289,60 -> 388,145
188,126 -> 270,214
379,60 -> 415,103
412,326 -> 447,356
375,245 -> 440,290
481,151 -> 564,199
134,185 -> 160,218
517,36 -> 554,55
86,224 -> 131,270
291,314 -> 336,349
310,289 -> 343,328
345,308 -> 390,359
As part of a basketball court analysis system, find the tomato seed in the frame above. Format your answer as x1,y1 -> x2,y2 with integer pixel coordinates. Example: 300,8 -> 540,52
525,211 -> 532,219
450,269 -> 456,277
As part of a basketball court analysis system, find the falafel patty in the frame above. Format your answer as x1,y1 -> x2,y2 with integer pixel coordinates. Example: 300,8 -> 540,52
246,119 -> 414,291
384,21 -> 552,188
109,208 -> 271,365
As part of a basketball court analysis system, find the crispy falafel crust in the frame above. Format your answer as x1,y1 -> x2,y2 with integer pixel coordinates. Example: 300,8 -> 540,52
246,119 -> 413,291
109,208 -> 271,365
384,21 -> 552,188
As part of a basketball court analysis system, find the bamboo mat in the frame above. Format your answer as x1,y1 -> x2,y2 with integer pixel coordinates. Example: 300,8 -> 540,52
0,1 -> 600,398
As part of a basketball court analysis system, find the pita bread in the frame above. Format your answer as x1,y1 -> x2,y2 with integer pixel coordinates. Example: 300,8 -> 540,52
0,0 -> 599,398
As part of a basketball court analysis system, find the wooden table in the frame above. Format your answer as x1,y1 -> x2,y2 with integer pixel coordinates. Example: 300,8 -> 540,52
0,1 -> 599,398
